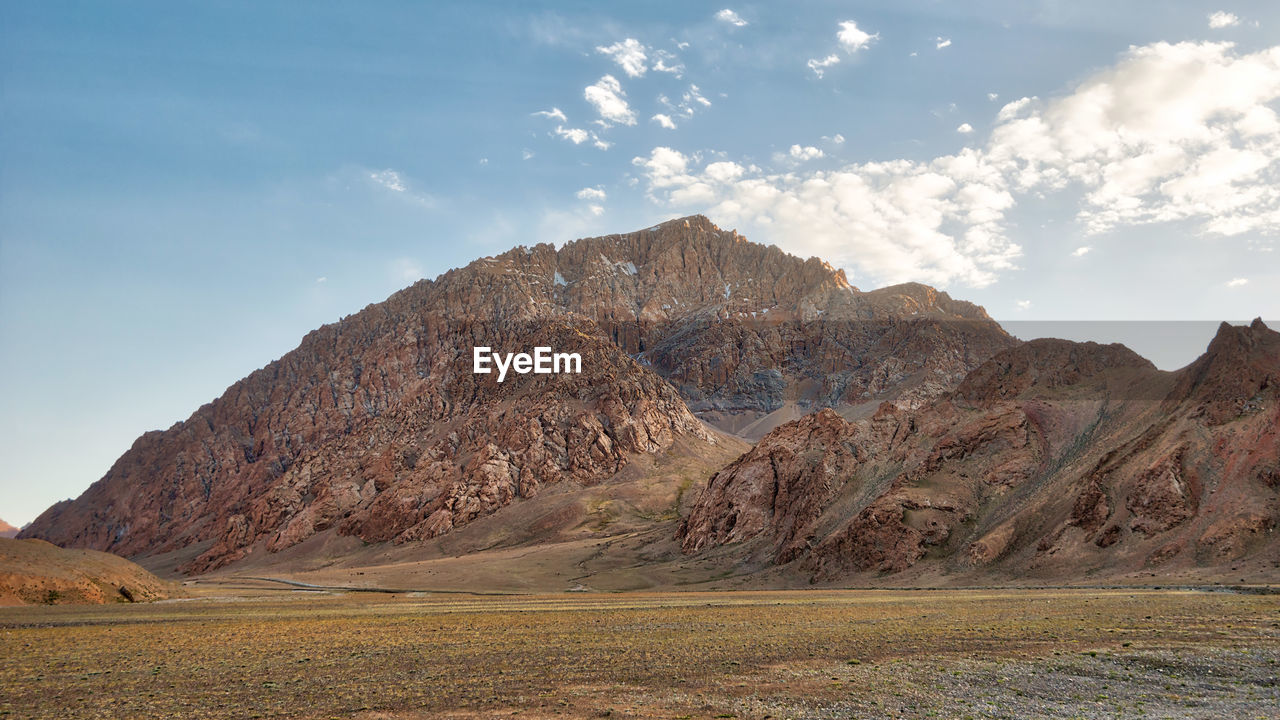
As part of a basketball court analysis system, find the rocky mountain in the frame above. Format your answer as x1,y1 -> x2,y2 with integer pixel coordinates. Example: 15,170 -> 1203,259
0,519 -> 17,539
680,320 -> 1280,583
20,216 -> 1013,574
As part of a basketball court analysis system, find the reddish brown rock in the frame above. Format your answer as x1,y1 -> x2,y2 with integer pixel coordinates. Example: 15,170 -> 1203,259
680,321 -> 1280,583
20,216 -> 1011,573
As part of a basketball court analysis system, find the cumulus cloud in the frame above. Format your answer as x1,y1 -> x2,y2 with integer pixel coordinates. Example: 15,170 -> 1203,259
788,144 -> 824,161
597,38 -> 648,78
837,21 -> 878,53
652,113 -> 677,129
808,54 -> 841,78
532,107 -> 567,122
957,123 -> 974,134
716,9 -> 747,27
633,40 -> 1280,289
936,37 -> 952,49
634,146 -> 1020,287
584,75 -> 637,126
986,41 -> 1280,237
576,187 -> 607,201
1209,12 -> 1240,29
1072,246 -> 1092,257
1226,277 -> 1249,287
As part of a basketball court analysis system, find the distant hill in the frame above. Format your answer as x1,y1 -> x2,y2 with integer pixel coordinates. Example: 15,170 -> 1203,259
0,538 -> 173,605
0,519 -> 17,538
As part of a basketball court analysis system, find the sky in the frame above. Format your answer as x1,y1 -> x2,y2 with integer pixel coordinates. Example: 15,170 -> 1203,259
2,1 -> 1279,527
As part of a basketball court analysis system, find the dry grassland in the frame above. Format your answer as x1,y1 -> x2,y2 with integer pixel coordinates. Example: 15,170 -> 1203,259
1,588 -> 1276,719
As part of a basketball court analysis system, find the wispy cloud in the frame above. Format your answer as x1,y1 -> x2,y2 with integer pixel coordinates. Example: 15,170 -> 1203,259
576,187 -> 607,201
1072,246 -> 1092,257
652,113 -> 677,129
808,54 -> 841,78
597,38 -> 648,78
1226,277 -> 1249,287
936,37 -> 952,49
553,126 -> 590,144
532,107 -> 567,123
1016,299 -> 1032,311
392,258 -> 424,284
715,9 -> 747,27
369,169 -> 406,193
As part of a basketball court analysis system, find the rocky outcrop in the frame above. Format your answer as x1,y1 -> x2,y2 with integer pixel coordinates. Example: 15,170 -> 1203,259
21,216 -> 1012,573
680,322 -> 1280,582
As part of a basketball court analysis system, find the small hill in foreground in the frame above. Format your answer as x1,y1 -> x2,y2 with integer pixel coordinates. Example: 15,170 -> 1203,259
0,538 -> 173,605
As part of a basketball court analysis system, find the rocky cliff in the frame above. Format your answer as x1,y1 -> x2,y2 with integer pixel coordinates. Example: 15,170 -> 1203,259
680,322 -> 1280,582
21,216 -> 1012,573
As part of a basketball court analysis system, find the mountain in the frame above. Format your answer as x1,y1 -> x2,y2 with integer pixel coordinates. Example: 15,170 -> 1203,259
0,538 -> 172,605
0,519 -> 17,539
679,321 -> 1280,584
20,216 -> 1013,574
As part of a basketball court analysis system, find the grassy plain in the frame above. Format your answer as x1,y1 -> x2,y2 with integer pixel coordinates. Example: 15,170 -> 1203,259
1,588 -> 1276,719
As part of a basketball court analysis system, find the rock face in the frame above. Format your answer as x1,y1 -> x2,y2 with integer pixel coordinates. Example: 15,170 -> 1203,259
20,216 -> 1012,573
680,323 -> 1280,581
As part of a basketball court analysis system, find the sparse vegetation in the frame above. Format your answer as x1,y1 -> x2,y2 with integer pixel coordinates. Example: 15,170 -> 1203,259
1,588 -> 1275,719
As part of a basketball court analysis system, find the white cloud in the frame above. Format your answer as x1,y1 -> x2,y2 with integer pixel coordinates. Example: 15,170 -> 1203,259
716,9 -> 747,27
789,144 -> 824,161
577,187 -> 607,201
936,37 -> 952,50
652,50 -> 684,77
1226,277 -> 1249,287
1016,299 -> 1032,311
633,40 -> 1280,289
369,169 -> 406,193
808,54 -> 841,78
652,113 -> 677,129
584,75 -> 636,126
985,41 -> 1280,238
522,149 -> 535,160
367,169 -> 433,207
988,93 -> 999,101
1072,246 -> 1092,257
532,107 -> 567,123
1209,12 -> 1240,29
553,126 -> 590,144
837,21 -> 878,53
588,204 -> 605,216
957,123 -> 974,134
597,38 -> 648,78
634,147 -> 1020,287
592,138 -> 612,151
315,276 -> 328,284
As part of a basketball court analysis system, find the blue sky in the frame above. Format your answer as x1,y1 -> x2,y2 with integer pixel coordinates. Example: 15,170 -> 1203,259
2,1 -> 1279,526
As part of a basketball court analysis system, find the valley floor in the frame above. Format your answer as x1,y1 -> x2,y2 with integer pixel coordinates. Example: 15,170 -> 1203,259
0,588 -> 1276,719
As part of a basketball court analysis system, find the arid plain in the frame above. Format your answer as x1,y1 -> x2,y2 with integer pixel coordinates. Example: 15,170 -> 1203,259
2,586 -> 1277,719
